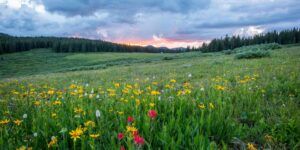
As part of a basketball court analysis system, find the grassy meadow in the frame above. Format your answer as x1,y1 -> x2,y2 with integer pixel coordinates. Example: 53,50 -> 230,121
0,45 -> 299,149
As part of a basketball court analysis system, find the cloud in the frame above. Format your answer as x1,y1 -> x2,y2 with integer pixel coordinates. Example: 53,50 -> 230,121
39,0 -> 210,16
0,0 -> 299,48
234,26 -> 265,37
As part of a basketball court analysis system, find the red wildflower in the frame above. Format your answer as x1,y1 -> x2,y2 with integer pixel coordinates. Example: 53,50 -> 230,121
148,110 -> 157,119
118,133 -> 124,140
127,116 -> 134,123
132,130 -> 139,137
120,145 -> 125,150
134,135 -> 145,145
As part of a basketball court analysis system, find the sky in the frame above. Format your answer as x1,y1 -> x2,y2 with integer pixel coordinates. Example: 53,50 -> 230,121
0,0 -> 299,48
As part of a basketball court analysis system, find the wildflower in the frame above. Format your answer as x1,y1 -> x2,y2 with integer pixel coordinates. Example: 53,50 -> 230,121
198,103 -> 205,109
209,103 -> 215,109
53,100 -> 62,105
152,82 -> 158,85
132,130 -> 139,137
51,113 -> 57,118
84,120 -> 95,127
74,108 -> 84,114
134,135 -> 145,145
135,99 -> 141,106
215,85 -> 225,91
48,136 -> 58,148
148,110 -> 157,119
127,116 -> 134,123
120,145 -> 126,150
95,109 -> 101,118
126,126 -> 138,133
69,84 -> 76,89
118,111 -> 124,115
16,146 -> 32,150
188,73 -> 192,78
149,103 -> 155,107
69,126 -> 84,141
150,90 -> 160,95
0,119 -> 10,125
23,114 -> 28,119
264,134 -> 273,142
114,83 -> 120,88
13,119 -> 22,126
34,101 -> 41,106
47,90 -> 55,95
247,143 -> 257,150
33,132 -> 38,137
90,133 -> 100,139
118,133 -> 124,140
170,79 -> 176,83
59,128 -> 68,134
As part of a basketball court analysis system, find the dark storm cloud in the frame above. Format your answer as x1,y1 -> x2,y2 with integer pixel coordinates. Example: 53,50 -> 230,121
40,0 -> 210,16
195,2 -> 300,29
0,0 -> 299,47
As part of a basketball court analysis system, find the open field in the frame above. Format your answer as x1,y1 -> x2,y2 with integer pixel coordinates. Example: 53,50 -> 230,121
0,46 -> 299,149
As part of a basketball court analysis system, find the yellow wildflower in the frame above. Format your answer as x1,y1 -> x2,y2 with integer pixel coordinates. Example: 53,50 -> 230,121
16,146 -> 32,150
13,119 -> 23,126
215,85 -> 225,91
209,103 -> 215,109
48,136 -> 58,148
126,84 -> 133,89
135,99 -> 141,106
170,79 -> 176,83
126,125 -> 138,133
69,84 -> 76,89
0,119 -> 10,125
53,100 -> 62,105
152,82 -> 158,85
247,143 -> 257,150
90,133 -> 100,139
69,126 -> 84,141
84,120 -> 95,128
47,90 -> 55,95
51,113 -> 57,118
74,108 -> 84,114
117,111 -> 124,115
34,101 -> 41,106
198,103 -> 205,109
151,90 -> 161,95
149,103 -> 155,107
114,83 -> 120,88
264,134 -> 273,142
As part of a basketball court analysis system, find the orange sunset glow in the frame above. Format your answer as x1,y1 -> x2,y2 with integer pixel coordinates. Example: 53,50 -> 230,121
115,38 -> 206,49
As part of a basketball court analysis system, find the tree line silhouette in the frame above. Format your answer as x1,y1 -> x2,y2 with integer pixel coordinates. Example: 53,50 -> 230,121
1,27 -> 300,55
0,33 -> 181,54
199,28 -> 300,52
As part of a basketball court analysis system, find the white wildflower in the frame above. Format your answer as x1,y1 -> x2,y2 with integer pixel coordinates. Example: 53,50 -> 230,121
96,109 -> 101,118
23,114 -> 27,119
33,132 -> 38,137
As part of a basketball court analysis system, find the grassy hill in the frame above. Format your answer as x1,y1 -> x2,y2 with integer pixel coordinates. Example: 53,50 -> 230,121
0,49 -> 206,79
0,45 -> 299,149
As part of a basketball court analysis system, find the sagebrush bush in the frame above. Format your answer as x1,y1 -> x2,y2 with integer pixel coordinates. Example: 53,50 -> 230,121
235,50 -> 271,59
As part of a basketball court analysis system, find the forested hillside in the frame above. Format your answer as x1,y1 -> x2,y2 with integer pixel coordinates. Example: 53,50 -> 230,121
199,28 -> 300,52
0,35 -> 182,54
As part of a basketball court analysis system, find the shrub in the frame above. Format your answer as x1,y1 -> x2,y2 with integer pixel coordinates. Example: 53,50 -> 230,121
223,50 -> 233,55
163,56 -> 174,60
235,50 -> 270,59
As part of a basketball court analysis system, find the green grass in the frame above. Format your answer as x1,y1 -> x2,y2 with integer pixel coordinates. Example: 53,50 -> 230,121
0,46 -> 299,149
0,49 -> 207,79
